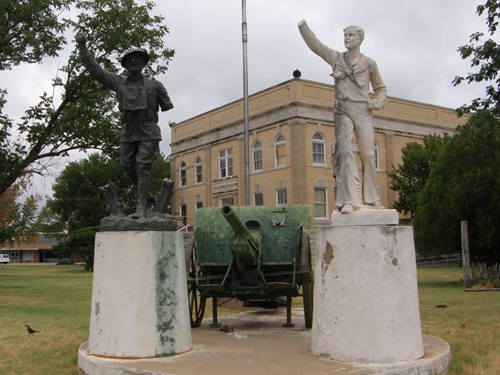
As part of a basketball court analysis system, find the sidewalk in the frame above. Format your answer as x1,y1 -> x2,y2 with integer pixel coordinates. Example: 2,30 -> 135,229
79,308 -> 451,375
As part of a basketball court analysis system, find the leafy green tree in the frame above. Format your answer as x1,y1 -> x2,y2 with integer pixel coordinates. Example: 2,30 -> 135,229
47,152 -> 170,270
389,135 -> 450,216
52,226 -> 99,271
414,111 -> 500,263
32,205 -> 65,234
48,154 -> 133,230
0,0 -> 70,69
453,0 -> 500,116
0,178 -> 39,244
0,0 -> 174,196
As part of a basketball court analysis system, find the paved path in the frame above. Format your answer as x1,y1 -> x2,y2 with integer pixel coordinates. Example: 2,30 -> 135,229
79,308 -> 450,375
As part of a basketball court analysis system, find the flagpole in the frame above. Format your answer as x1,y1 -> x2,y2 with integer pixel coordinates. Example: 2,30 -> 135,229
242,0 -> 250,206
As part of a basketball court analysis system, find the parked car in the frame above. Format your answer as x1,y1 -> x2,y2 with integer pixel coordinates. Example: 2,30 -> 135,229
0,254 -> 10,264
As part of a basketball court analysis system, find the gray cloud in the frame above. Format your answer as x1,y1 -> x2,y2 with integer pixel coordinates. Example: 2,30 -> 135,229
0,0 -> 490,198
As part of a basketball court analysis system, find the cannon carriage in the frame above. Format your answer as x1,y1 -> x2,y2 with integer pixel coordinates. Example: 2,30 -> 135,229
187,205 -> 313,328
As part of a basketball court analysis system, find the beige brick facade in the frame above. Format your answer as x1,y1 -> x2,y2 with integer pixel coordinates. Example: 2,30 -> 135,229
170,79 -> 466,225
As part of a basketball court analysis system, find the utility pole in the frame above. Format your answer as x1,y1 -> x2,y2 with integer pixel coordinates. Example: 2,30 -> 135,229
241,0 -> 250,205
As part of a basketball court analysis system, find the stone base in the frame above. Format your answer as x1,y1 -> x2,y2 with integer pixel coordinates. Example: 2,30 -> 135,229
88,231 -> 191,358
331,208 -> 399,226
78,309 -> 450,375
313,223 -> 424,363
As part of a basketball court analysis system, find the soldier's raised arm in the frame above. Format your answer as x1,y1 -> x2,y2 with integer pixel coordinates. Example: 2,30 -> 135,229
75,33 -> 121,92
298,20 -> 338,66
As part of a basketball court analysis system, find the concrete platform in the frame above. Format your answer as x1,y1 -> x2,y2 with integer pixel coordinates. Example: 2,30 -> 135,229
78,309 -> 450,375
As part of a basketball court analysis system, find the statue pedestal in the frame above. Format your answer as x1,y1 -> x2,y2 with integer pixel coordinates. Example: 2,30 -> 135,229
86,231 -> 192,358
312,211 -> 424,363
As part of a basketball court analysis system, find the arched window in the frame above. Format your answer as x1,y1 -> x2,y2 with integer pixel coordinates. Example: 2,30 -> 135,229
374,142 -> 380,170
275,135 -> 286,167
195,157 -> 203,183
253,141 -> 262,171
179,161 -> 187,186
312,132 -> 325,165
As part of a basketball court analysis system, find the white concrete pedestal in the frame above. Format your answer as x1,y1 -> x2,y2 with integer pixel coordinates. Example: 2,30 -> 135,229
87,231 -> 192,358
312,212 -> 424,363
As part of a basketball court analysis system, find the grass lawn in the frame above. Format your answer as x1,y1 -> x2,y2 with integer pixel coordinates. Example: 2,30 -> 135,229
0,265 -> 91,375
0,265 -> 499,375
417,267 -> 500,375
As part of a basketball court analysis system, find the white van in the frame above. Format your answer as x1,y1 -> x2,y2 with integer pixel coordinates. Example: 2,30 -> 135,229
0,254 -> 10,264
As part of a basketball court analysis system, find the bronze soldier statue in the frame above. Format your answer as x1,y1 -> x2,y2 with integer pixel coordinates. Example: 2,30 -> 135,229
75,33 -> 173,219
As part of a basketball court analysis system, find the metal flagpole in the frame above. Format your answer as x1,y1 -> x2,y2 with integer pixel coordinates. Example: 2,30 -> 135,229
242,0 -> 250,205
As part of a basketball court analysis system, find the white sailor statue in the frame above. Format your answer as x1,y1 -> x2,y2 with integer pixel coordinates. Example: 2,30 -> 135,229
298,20 -> 387,213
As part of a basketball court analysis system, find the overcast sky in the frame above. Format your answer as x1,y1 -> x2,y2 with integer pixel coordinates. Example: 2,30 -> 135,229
0,0 -> 490,199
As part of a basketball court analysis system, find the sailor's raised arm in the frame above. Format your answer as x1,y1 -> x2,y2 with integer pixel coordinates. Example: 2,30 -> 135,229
75,32 -> 120,91
298,20 -> 338,66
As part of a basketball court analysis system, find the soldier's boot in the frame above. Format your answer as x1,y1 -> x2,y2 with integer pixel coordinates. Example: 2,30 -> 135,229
129,176 -> 151,219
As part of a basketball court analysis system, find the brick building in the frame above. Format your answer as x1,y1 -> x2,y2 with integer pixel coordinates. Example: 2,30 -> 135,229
169,78 -> 466,225
0,234 -> 60,263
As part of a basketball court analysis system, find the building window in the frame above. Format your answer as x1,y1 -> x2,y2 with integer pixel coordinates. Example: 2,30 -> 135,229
276,188 -> 287,205
179,162 -> 187,186
220,197 -> 234,206
275,135 -> 286,167
196,201 -> 203,211
253,141 -> 263,171
219,148 -> 233,178
374,142 -> 380,170
180,204 -> 187,225
312,132 -> 325,165
314,187 -> 328,217
195,157 -> 203,183
254,192 -> 263,206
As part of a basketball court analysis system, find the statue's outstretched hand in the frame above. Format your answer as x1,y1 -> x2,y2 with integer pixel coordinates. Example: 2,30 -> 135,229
75,32 -> 87,46
298,19 -> 307,27
368,98 -> 384,110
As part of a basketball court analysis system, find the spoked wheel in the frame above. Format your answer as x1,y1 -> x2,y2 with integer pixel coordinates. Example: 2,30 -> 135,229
188,242 -> 206,328
302,280 -> 313,329
300,230 -> 313,329
188,283 -> 206,327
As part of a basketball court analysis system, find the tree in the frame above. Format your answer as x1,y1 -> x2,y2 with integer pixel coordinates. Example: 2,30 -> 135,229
0,178 -> 39,244
389,134 -> 450,216
453,0 -> 500,116
0,0 -> 174,196
32,205 -> 65,234
0,0 -> 70,70
47,152 -> 170,270
48,154 -> 133,230
52,226 -> 99,271
414,111 -> 500,263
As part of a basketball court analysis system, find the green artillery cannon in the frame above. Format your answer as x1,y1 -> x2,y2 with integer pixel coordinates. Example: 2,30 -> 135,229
187,205 -> 313,328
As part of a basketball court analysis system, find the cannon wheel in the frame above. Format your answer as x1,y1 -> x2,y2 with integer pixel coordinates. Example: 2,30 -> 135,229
188,283 -> 206,327
300,231 -> 313,329
188,241 -> 206,328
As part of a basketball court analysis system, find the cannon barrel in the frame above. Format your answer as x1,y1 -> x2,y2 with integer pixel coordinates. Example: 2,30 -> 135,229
221,205 -> 260,264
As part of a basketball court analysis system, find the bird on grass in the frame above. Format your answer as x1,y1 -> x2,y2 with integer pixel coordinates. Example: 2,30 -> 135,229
26,325 -> 40,335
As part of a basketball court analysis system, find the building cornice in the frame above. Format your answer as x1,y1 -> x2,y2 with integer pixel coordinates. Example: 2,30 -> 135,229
170,101 -> 458,155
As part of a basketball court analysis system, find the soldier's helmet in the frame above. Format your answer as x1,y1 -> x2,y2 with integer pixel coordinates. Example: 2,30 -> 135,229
120,47 -> 150,68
